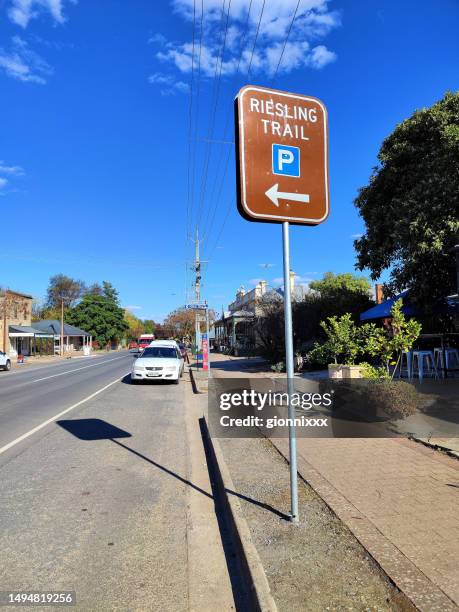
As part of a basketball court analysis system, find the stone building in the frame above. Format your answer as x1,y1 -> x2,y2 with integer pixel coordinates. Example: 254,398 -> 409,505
0,289 -> 46,355
214,273 -> 310,355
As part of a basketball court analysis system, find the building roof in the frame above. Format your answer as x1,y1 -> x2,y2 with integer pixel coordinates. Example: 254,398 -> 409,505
32,320 -> 91,336
0,289 -> 33,299
8,325 -> 52,337
360,290 -> 418,321
274,285 -> 310,301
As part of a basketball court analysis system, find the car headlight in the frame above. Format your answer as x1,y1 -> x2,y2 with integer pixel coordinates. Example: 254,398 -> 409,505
134,366 -> 145,371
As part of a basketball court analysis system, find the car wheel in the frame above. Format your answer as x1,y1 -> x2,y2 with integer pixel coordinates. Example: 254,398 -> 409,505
5,360 -> 11,371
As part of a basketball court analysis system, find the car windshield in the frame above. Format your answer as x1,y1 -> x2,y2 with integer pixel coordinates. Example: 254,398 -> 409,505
140,347 -> 177,359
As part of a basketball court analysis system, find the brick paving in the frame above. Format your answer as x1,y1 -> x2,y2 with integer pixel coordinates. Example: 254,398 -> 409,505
209,353 -> 459,611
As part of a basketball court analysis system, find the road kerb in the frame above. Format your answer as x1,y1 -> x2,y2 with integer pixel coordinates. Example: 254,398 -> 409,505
200,416 -> 278,612
184,377 -> 235,611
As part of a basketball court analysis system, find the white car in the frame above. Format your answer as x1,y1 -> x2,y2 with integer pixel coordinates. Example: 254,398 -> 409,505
148,339 -> 180,350
0,351 -> 11,371
131,344 -> 184,384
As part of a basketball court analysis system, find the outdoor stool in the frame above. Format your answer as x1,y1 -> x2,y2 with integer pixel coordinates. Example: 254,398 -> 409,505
412,350 -> 438,381
398,351 -> 412,380
433,347 -> 459,374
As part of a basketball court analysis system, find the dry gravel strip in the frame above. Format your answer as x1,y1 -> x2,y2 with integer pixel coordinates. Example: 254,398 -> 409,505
219,436 -> 415,612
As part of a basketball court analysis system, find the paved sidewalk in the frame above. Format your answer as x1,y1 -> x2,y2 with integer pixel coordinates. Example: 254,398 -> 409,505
209,352 -> 459,611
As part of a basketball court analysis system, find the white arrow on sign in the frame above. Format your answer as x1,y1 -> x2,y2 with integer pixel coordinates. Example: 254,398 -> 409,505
265,183 -> 310,207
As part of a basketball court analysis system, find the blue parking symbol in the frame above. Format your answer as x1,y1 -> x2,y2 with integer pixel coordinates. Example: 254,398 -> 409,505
272,144 -> 300,178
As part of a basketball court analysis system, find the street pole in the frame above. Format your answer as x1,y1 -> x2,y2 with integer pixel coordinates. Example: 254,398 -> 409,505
194,228 -> 201,363
205,301 -> 210,379
60,298 -> 64,358
282,221 -> 299,523
2,291 -> 8,354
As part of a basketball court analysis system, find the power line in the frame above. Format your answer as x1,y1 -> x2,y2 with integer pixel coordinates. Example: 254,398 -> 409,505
195,0 -> 233,233
205,0 -> 267,259
206,0 -> 303,262
271,0 -> 301,85
188,0 -> 204,241
186,0 -> 197,243
246,0 -> 266,79
201,0 -> 254,241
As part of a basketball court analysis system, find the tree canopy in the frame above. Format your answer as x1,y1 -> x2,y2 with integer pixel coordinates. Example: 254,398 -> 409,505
66,294 -> 128,347
124,310 -> 145,341
354,91 -> 459,311
45,274 -> 86,309
309,272 -> 372,301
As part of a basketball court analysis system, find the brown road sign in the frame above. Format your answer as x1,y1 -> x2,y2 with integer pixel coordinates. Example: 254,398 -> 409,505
235,85 -> 329,225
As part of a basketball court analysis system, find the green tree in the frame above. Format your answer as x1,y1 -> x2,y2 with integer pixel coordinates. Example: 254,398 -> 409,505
124,310 -> 145,341
66,294 -> 128,347
102,281 -> 120,305
309,313 -> 362,365
294,272 -> 374,346
365,299 -> 422,375
142,319 -> 156,334
354,91 -> 459,312
309,272 -> 372,298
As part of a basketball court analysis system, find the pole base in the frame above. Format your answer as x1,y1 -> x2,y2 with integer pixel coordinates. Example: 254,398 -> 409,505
290,513 -> 299,524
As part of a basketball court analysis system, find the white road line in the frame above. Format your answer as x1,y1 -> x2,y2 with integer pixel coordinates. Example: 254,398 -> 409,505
0,372 -> 131,456
29,355 -> 128,383
2,352 -> 128,378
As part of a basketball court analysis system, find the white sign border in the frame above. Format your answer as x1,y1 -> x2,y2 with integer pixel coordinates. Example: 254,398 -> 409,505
238,85 -> 329,224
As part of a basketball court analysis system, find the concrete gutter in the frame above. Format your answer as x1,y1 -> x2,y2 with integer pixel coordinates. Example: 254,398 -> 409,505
189,366 -> 210,393
410,436 -> 459,459
199,416 -> 278,612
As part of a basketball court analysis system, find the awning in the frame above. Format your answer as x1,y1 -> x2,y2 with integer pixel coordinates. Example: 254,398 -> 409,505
360,291 -> 419,321
8,325 -> 53,338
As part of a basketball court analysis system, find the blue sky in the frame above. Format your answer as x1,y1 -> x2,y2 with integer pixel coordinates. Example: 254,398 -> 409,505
1,0 -> 458,321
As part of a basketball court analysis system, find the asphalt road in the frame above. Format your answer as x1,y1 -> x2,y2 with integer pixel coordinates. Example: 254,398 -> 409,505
0,351 -> 194,611
0,352 -> 134,454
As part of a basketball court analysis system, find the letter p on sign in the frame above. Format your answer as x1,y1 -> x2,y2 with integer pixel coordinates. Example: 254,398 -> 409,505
273,144 -> 300,177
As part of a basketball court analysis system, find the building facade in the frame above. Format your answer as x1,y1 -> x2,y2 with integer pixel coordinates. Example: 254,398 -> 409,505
0,289 -> 37,355
214,273 -> 309,355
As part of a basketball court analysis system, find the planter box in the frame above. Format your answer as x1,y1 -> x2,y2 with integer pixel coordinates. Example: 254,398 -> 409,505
342,365 -> 363,379
328,364 -> 364,379
328,364 -> 344,379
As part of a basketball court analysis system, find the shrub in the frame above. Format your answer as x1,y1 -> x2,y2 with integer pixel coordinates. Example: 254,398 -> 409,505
358,362 -> 389,380
365,380 -> 419,418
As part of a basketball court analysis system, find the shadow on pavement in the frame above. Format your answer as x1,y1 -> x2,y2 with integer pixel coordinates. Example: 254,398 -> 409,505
56,418 -> 212,499
57,418 -> 131,440
120,374 -> 179,385
227,489 -> 290,521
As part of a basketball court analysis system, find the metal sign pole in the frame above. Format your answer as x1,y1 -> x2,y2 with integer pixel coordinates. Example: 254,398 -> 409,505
282,221 -> 299,522
206,304 -> 210,379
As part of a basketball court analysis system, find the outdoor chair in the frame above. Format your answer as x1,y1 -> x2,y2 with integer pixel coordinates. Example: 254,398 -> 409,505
412,350 -> 439,382
398,351 -> 413,380
433,347 -> 459,375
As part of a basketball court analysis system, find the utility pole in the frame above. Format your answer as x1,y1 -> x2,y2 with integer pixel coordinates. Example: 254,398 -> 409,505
60,297 -> 64,357
2,290 -> 8,354
194,228 -> 201,355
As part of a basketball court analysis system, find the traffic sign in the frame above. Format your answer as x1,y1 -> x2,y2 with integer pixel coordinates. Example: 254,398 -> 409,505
235,85 -> 329,225
185,303 -> 208,310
